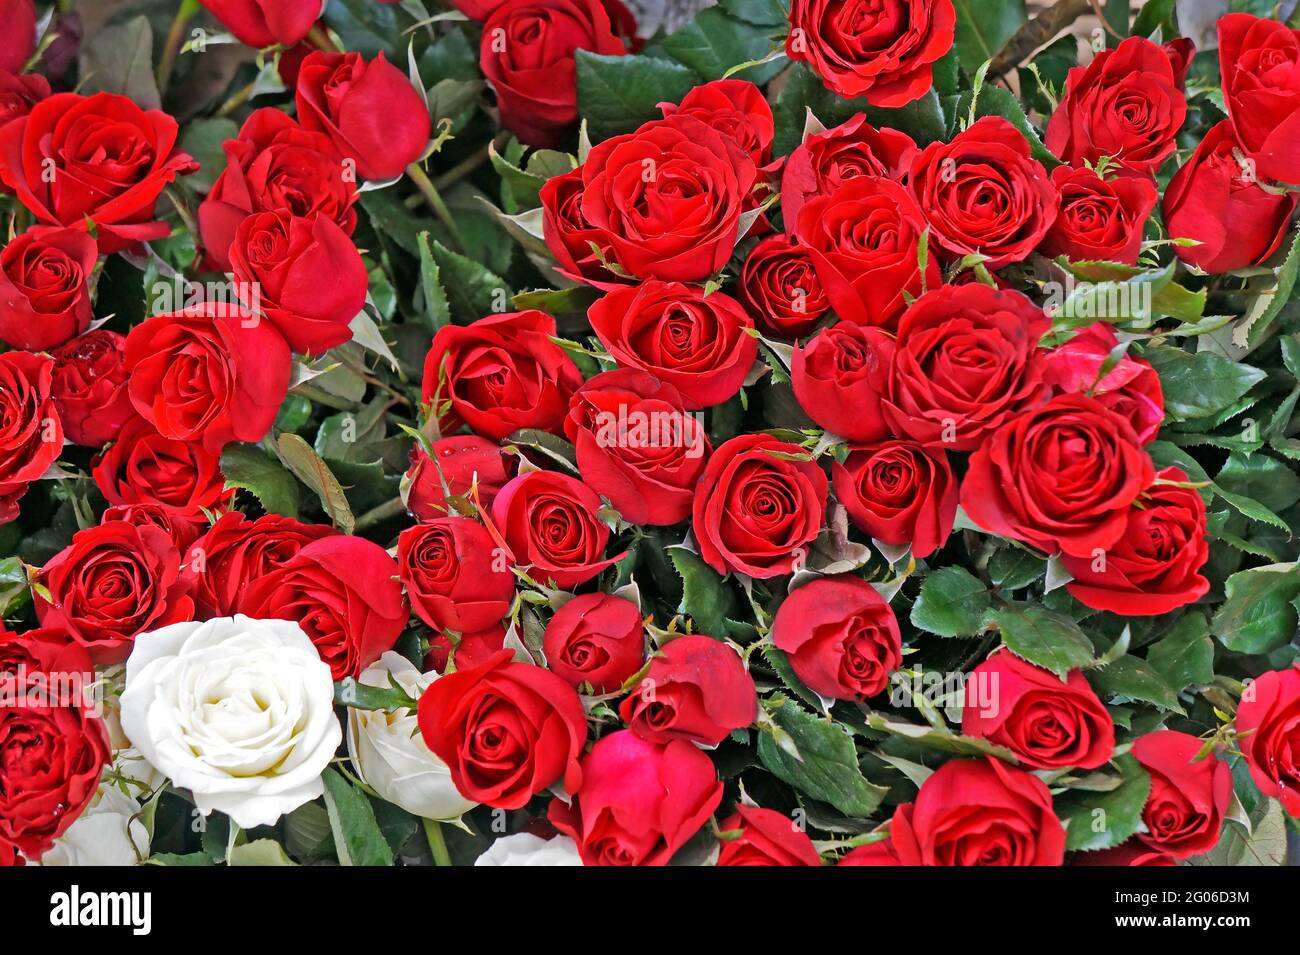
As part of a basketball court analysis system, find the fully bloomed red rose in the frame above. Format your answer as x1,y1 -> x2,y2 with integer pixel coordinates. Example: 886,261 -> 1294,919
542,591 -> 645,693
1218,12 -> 1300,185
962,393 -> 1154,559
564,369 -> 709,525
397,516 -> 514,634
693,434 -> 829,578
786,0 -> 955,106
540,165 -> 623,286
198,0 -> 320,49
0,226 -> 97,351
0,68 -> 49,130
548,729 -> 722,865
791,323 -> 895,441
962,650 -> 1114,770
92,417 -> 232,519
1164,120 -> 1299,274
737,235 -> 829,340
781,113 -> 916,227
588,282 -> 757,411
620,634 -> 756,746
1039,166 -> 1157,265
1131,730 -> 1232,859
424,310 -> 583,441
492,469 -> 621,589
1043,323 -> 1164,446
884,285 -> 1050,450
419,648 -> 586,808
0,0 -> 35,74
660,79 -> 773,165
50,332 -> 134,449
772,575 -> 901,701
831,440 -> 957,558
35,521 -> 193,664
124,303 -> 290,453
0,352 -> 62,518
404,436 -> 517,520
717,806 -> 822,866
1236,664 -> 1300,817
0,92 -> 197,253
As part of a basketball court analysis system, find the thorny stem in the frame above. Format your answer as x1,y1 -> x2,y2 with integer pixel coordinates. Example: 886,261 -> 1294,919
406,163 -> 467,253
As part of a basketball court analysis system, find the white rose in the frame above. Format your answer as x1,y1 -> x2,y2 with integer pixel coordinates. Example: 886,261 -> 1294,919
119,615 -> 341,830
347,652 -> 476,821
39,782 -> 149,866
474,832 -> 583,866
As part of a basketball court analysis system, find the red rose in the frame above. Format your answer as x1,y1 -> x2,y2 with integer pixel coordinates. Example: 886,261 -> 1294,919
449,0 -> 508,18
0,92 -> 197,254
540,165 -> 624,287
962,650 -> 1115,770
124,303 -> 291,453
716,805 -> 822,866
659,79 -> 773,165
620,633 -> 757,746
1218,13 -> 1300,185
786,0 -> 955,106
1061,467 -> 1209,616
101,501 -> 207,554
480,0 -> 633,148
426,623 -> 507,674
397,516 -> 514,634
772,574 -> 901,701
0,0 -> 35,74
588,282 -> 757,411
404,436 -> 516,520
492,469 -> 621,589
0,68 -> 49,129
831,440 -> 957,559
239,535 -> 408,680
737,235 -> 830,340
1131,730 -> 1231,859
890,757 -> 1067,865
198,109 -> 357,272
0,226 -> 96,351
1039,166 -> 1157,265
179,510 -> 332,617
1164,120 -> 1299,274
418,648 -> 586,808
838,840 -> 902,866
229,211 -> 368,355
542,591 -> 645,692
0,352 -> 62,511
92,417 -> 232,520
962,393 -> 1154,559
1073,843 -> 1177,866
34,520 -> 194,664
884,284 -> 1051,450
781,113 -> 916,226
564,368 -> 710,525
1236,664 -> 1300,817
0,625 -> 93,678
1043,322 -> 1164,446
791,322 -> 895,441
50,331 -> 134,448
548,729 -> 722,865
425,310 -> 583,441
198,0 -> 320,49
693,434 -> 828,578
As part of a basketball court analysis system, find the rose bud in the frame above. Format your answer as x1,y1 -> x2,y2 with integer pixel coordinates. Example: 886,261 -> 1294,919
772,574 -> 902,701
1218,12 -> 1300,185
425,623 -> 506,674
908,117 -> 1058,267
832,440 -> 957,559
620,633 -> 756,747
404,436 -> 516,520
1043,322 -> 1164,445
1235,664 -> 1300,817
962,650 -> 1115,770
547,730 -> 722,865
791,323 -> 895,441
659,79 -> 774,166
0,0 -> 36,74
418,648 -> 586,809
564,369 -> 710,526
0,226 -> 97,350
543,592 -> 645,693
838,840 -> 901,866
588,282 -> 758,411
540,165 -> 626,287
92,417 -> 233,520
1072,843 -> 1177,866
692,434 -> 828,579
781,113 -> 916,226
737,235 -> 830,340
0,352 -> 63,509
103,502 -> 208,555
0,68 -> 50,130
1131,730 -> 1232,859
0,92 -> 197,253
717,805 -> 822,866
1164,120 -> 1298,274
1039,166 -> 1158,265
50,331 -> 134,448
197,0 -> 321,49
397,516 -> 514,634
491,469 -> 621,590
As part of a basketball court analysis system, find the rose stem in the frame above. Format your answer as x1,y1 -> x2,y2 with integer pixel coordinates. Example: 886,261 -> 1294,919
406,163 -> 467,254
422,818 -> 453,867
354,497 -> 408,531
157,0 -> 201,92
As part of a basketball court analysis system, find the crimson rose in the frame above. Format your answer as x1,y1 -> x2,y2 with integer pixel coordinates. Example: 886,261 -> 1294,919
737,235 -> 829,340
0,226 -> 97,351
791,322 -> 895,442
397,516 -> 514,634
831,440 -> 957,559
716,806 -> 822,866
404,436 -> 516,520
50,331 -> 134,448
1039,166 -> 1158,265
0,352 -> 62,517
198,0 -> 320,49
620,634 -> 757,746
1043,322 -> 1164,446
542,592 -> 645,693
1131,730 -> 1232,859
1236,664 -> 1300,818
92,417 -> 233,520
1218,12 -> 1300,185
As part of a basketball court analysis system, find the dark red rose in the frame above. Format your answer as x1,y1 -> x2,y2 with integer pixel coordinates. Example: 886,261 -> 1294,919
1131,730 -> 1231,860
229,211 -> 368,355
101,502 -> 207,555
786,0 -> 955,106
1045,36 -> 1188,174
0,352 -> 62,511
884,284 -> 1051,450
0,68 -> 49,130
1043,322 -> 1164,446
772,574 -> 901,701
404,435 -> 516,520
124,302 -> 290,453
542,591 -> 645,693
660,79 -> 773,165
1236,664 -> 1300,818
781,112 -> 916,226
1218,13 -> 1300,186
1164,120 -> 1299,274
587,281 -> 757,411
717,805 -> 822,866
791,322 -> 895,441
540,165 -> 624,287
831,440 -> 957,559
737,235 -> 830,340
564,368 -> 709,526
963,650 -> 1115,770
418,648 -> 586,809
1039,166 -> 1157,265
397,516 -> 514,634
92,417 -> 233,520
620,633 -> 757,746
962,393 -> 1155,559
179,510 -> 332,617
0,92 -> 197,254
424,310 -> 583,441
34,520 -> 193,664
425,623 -> 507,674
692,434 -> 829,579
1073,843 -> 1177,866
0,226 -> 97,351
548,729 -> 722,865
0,0 -> 35,74
198,0 -> 320,49
50,331 -> 134,448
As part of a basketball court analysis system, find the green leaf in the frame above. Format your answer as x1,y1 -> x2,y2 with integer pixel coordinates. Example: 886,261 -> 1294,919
284,802 -> 335,862
1132,0 -> 1176,37
660,8 -> 786,84
1089,656 -> 1186,714
955,82 -> 1059,167
178,118 -> 238,193
1057,754 -> 1152,852
910,566 -> 992,637
576,51 -> 699,141
668,547 -> 737,638
1242,228 -> 1300,348
219,443 -> 299,518
987,548 -> 1047,591
148,852 -> 216,866
0,556 -> 30,617
78,15 -> 160,110
760,645 -> 826,710
228,839 -> 298,866
1211,561 -> 1300,655
321,767 -> 393,867
952,0 -> 1027,74
1216,453 -> 1300,517
1142,345 -> 1266,422
335,677 -> 418,712
985,603 -> 1095,678
425,237 -> 511,324
275,433 -> 355,534
1147,613 -> 1215,689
